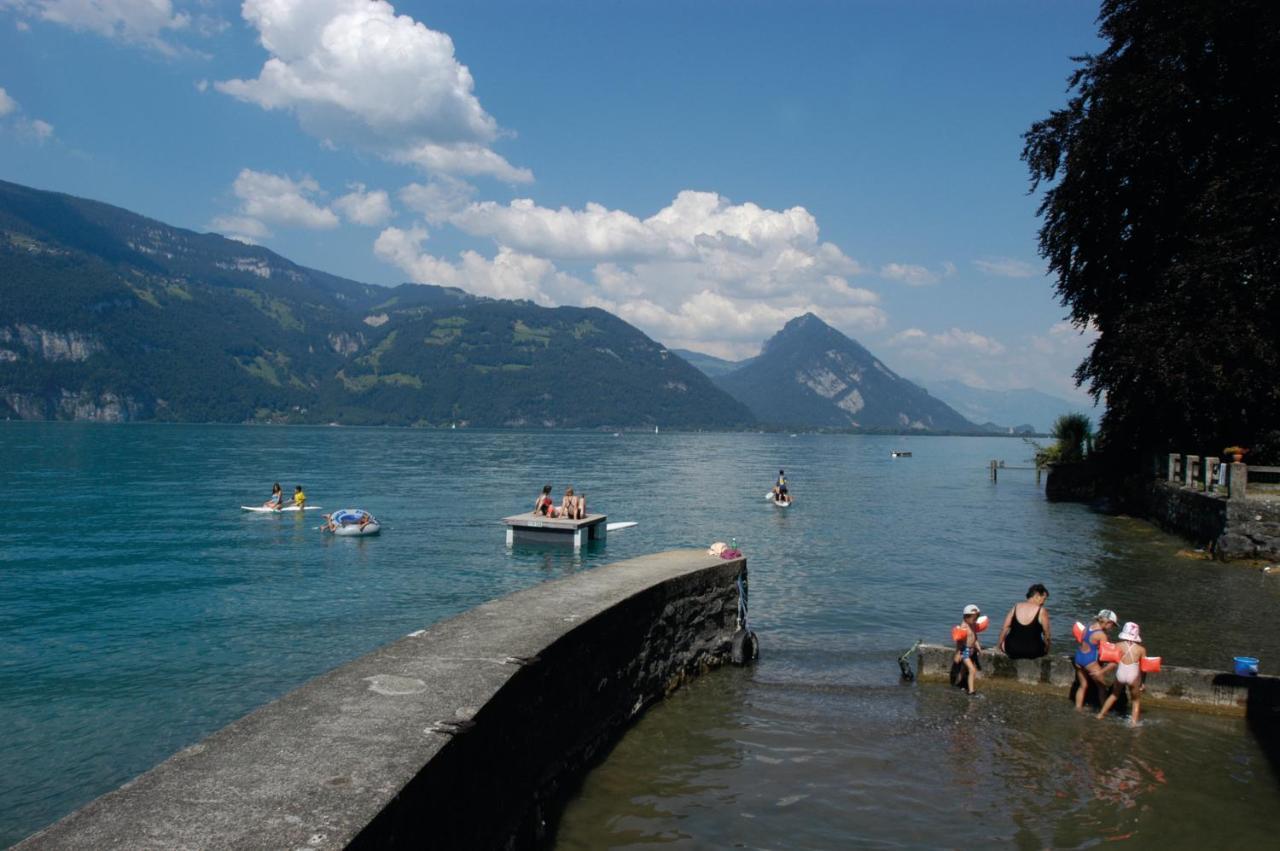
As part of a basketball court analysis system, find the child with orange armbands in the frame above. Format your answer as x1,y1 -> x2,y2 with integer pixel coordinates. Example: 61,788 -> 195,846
951,604 -> 984,695
1098,622 -> 1158,725
1072,609 -> 1118,710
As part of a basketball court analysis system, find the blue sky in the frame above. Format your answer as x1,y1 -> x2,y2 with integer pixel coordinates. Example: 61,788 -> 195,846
0,0 -> 1103,401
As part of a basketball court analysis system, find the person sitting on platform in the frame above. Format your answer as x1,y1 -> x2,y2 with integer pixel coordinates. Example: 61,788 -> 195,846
534,484 -> 560,517
263,482 -> 284,510
561,486 -> 585,519
997,583 -> 1052,659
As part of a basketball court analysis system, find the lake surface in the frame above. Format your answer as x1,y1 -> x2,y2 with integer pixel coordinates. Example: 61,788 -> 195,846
2,423 -> 1278,847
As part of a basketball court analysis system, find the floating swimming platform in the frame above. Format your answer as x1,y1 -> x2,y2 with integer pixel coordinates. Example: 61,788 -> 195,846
503,512 -> 609,549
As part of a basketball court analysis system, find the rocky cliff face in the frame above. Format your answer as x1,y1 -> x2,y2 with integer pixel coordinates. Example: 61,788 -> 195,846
0,325 -> 104,362
2,389 -> 147,421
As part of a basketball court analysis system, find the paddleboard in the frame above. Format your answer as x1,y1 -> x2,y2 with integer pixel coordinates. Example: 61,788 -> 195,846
240,505 -> 322,513
772,498 -> 792,508
606,521 -> 637,532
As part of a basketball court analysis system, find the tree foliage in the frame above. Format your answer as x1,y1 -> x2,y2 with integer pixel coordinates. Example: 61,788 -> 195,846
1023,0 -> 1280,461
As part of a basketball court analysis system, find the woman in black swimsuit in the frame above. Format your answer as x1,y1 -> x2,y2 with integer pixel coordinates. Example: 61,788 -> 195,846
998,583 -> 1051,659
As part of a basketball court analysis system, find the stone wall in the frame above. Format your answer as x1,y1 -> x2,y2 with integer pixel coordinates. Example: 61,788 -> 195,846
1133,481 -> 1280,561
16,550 -> 749,850
913,644 -> 1280,718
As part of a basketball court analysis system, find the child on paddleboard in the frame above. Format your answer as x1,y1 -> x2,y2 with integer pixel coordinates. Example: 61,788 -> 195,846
293,485 -> 306,509
952,604 -> 983,694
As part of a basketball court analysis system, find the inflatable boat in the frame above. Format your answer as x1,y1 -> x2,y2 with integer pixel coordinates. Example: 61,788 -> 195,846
325,509 -> 381,536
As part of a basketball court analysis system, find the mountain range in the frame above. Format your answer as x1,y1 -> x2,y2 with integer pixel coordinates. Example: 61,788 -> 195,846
2,178 -> 1067,434
0,179 -> 752,428
914,379 -> 1096,435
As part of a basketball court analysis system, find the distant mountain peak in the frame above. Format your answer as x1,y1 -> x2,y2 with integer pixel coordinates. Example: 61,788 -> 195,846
714,314 -> 978,432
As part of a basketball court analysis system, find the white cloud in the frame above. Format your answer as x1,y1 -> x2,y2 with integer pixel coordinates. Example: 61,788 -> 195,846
880,262 -> 940,286
208,214 -> 271,244
890,327 -> 1005,355
393,142 -> 532,184
24,117 -> 54,141
974,256 -> 1039,278
374,226 -> 567,303
194,78 -> 208,93
0,86 -> 55,142
216,0 -> 529,182
8,0 -> 191,54
886,320 -> 1096,401
230,168 -> 339,230
333,183 -> 392,226
376,189 -> 884,357
399,176 -> 476,225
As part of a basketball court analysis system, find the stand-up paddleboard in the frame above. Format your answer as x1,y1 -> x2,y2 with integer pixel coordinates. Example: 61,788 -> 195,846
241,505 -> 322,513
606,521 -> 637,532
772,498 -> 791,508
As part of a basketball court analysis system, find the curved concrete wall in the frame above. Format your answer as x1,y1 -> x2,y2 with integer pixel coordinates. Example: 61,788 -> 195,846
18,550 -> 748,850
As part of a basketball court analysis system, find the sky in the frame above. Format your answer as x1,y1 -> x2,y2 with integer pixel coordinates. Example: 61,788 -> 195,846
0,0 -> 1105,402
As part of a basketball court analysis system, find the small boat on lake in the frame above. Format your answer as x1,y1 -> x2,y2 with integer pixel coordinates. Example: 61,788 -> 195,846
891,451 -> 912,458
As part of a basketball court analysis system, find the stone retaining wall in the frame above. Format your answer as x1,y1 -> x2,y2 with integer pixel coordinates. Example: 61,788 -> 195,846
17,550 -> 749,850
1140,481 -> 1280,560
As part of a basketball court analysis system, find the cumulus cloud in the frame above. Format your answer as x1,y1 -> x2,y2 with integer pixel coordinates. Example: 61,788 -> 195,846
399,176 -> 476,225
376,190 -> 884,357
216,0 -> 529,182
880,262 -> 940,287
333,183 -> 392,226
208,214 -> 271,244
6,0 -> 192,54
208,169 -> 348,241
0,86 -> 16,116
231,168 -> 339,229
974,256 -> 1039,278
374,226 -> 568,304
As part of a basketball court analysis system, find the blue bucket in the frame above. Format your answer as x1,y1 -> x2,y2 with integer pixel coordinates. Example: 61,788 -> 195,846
1233,656 -> 1259,676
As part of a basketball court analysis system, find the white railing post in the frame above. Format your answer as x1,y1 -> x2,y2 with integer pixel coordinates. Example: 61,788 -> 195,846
1184,455 -> 1198,489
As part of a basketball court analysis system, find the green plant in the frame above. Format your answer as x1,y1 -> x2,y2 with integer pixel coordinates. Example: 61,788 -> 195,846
1050,413 -> 1094,464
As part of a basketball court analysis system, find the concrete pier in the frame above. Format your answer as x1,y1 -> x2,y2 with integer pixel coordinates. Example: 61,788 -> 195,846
913,644 -> 1280,717
503,512 -> 607,549
17,549 -> 748,850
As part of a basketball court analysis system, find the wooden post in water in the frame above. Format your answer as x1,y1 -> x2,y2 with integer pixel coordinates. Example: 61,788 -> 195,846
990,460 -> 998,482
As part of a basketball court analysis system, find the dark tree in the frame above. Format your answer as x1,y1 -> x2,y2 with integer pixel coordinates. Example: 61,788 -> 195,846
1023,0 -> 1280,462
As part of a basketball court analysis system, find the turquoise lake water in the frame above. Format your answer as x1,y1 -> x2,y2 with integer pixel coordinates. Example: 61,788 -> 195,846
2,423 -> 1278,847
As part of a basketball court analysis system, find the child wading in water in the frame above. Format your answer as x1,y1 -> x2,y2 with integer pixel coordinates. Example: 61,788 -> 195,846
952,604 -> 983,694
1097,622 -> 1150,725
